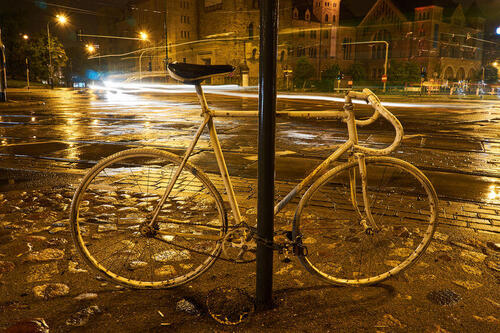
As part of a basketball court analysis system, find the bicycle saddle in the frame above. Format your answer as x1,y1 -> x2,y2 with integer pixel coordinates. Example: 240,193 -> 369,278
167,62 -> 235,84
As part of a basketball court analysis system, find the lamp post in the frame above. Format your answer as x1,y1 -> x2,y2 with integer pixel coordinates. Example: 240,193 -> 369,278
85,44 -> 100,69
138,31 -> 148,82
342,40 -> 389,92
0,28 -> 7,102
22,35 -> 30,90
47,14 -> 68,89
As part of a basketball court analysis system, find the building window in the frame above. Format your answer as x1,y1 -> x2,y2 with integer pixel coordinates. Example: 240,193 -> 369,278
342,37 -> 352,60
333,15 -> 336,23
248,23 -> 254,40
305,10 -> 310,21
280,50 -> 285,62
252,48 -> 257,59
325,14 -> 328,23
293,8 -> 298,19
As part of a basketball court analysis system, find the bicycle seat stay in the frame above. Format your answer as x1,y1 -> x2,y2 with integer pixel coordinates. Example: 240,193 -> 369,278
167,62 -> 235,84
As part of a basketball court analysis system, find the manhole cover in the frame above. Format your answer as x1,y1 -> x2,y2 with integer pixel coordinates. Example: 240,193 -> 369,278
206,287 -> 254,325
427,289 -> 461,305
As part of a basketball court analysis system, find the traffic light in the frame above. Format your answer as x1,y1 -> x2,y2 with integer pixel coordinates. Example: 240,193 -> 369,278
337,72 -> 344,80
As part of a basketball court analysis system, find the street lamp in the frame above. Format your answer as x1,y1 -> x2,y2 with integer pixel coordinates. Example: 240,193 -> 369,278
85,44 -> 101,69
138,31 -> 149,82
86,44 -> 95,54
47,14 -> 68,89
22,34 -> 30,90
139,31 -> 148,41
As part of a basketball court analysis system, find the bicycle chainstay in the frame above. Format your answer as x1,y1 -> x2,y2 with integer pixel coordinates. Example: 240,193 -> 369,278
153,222 -> 308,264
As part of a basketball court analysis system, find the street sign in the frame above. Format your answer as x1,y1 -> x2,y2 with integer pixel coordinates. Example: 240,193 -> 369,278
381,74 -> 387,82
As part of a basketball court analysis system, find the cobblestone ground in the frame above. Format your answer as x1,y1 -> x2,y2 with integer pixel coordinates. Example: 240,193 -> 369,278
0,171 -> 499,332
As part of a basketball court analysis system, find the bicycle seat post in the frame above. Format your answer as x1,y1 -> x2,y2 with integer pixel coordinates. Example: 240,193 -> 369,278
194,83 -> 210,115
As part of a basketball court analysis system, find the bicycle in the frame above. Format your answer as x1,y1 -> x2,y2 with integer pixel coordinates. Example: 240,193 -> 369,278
70,62 -> 438,289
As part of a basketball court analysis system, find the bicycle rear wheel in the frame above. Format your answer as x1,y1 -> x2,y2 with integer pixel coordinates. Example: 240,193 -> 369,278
70,148 -> 227,288
294,156 -> 437,286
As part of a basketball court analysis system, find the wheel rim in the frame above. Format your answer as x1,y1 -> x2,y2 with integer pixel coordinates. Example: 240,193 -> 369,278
71,149 -> 226,288
296,157 -> 437,286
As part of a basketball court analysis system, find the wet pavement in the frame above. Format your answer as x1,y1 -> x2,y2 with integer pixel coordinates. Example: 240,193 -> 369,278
0,88 -> 499,332
1,88 -> 500,201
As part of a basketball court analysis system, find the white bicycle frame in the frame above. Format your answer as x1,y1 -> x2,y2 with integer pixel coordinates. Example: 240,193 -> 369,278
150,86 -> 404,231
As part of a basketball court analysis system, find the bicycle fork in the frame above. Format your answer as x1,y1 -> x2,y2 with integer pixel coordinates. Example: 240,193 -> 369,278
347,154 -> 380,234
345,103 -> 379,234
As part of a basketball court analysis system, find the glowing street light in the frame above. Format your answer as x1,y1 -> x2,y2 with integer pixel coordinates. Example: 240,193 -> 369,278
139,31 -> 148,41
56,14 -> 68,25
86,44 -> 96,53
22,34 -> 29,40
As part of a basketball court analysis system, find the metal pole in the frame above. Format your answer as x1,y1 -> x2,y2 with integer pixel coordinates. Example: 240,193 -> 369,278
0,28 -> 7,102
342,40 -> 389,91
256,0 -> 278,311
47,23 -> 53,89
139,51 -> 145,82
383,41 -> 388,92
164,8 -> 168,67
26,58 -> 30,91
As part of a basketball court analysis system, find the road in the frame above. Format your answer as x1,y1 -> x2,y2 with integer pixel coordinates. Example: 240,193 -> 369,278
1,88 -> 499,204
1,88 -> 499,332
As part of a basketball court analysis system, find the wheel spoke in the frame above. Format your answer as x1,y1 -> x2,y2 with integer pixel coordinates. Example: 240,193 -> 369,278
296,157 -> 437,286
71,149 -> 227,289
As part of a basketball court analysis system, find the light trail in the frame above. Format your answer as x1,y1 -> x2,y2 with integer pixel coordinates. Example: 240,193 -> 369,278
89,81 -> 498,109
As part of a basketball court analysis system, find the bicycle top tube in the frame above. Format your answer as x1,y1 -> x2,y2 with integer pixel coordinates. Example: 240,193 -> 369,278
208,88 -> 403,157
169,60 -> 404,158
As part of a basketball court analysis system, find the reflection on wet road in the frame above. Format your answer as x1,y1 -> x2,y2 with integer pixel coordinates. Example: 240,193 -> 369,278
1,88 -> 499,204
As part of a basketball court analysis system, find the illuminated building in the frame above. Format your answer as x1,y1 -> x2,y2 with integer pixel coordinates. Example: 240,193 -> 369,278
102,0 -> 486,85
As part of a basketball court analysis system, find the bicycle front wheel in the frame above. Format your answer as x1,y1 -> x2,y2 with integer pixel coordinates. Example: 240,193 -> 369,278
70,148 -> 227,289
294,156 -> 437,286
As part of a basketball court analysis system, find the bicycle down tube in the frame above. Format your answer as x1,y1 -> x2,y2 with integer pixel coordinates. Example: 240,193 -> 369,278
152,85 -> 401,232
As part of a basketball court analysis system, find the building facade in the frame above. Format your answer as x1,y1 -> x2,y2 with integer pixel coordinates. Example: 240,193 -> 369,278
108,0 -> 485,85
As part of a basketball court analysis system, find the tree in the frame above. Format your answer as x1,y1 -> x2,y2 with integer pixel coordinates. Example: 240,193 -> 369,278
27,34 -> 68,83
348,63 -> 367,82
387,60 -> 420,85
484,64 -> 498,84
293,57 -> 315,89
318,63 -> 340,91
322,63 -> 340,80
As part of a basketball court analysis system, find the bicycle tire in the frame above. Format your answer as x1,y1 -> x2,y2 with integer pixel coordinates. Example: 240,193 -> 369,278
293,156 -> 438,286
70,148 -> 227,289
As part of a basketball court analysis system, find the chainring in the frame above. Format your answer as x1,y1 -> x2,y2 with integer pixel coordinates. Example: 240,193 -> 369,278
221,227 -> 257,263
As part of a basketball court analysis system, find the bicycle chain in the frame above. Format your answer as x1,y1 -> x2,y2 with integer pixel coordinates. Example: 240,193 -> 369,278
154,223 -> 306,264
